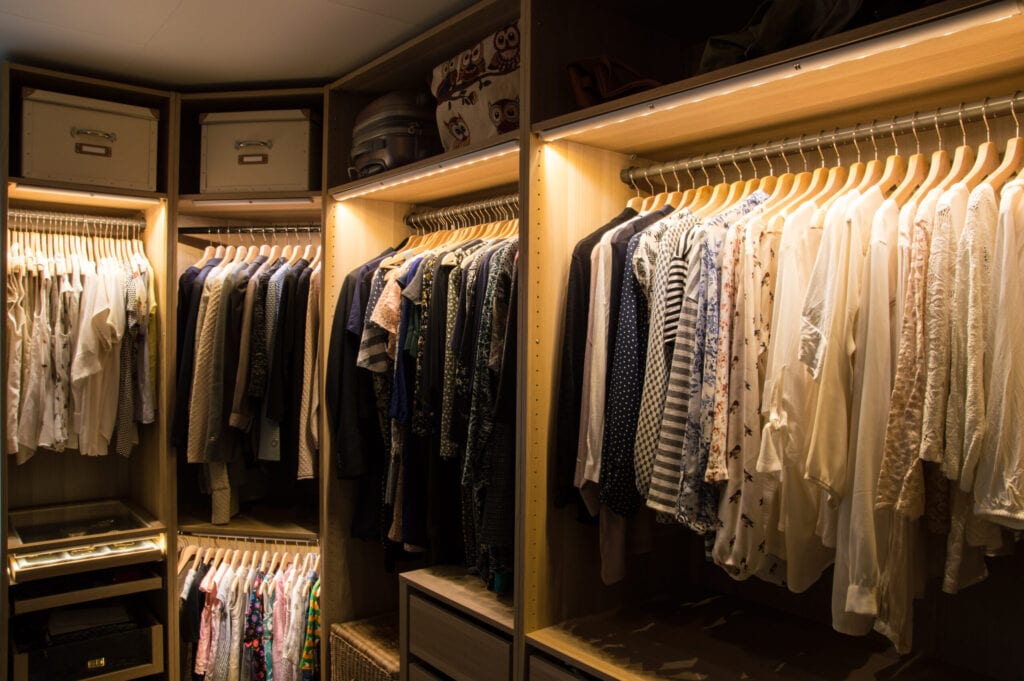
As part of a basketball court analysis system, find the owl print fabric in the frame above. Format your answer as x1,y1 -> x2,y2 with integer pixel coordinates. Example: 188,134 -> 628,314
431,21 -> 521,152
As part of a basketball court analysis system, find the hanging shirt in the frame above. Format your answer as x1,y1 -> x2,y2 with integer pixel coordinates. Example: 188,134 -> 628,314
757,199 -> 833,594
554,208 -> 637,508
919,183 -> 970,464
600,220 -> 667,518
966,181 -> 1021,524
633,213 -> 694,497
676,191 -> 766,535
712,212 -> 784,581
831,197 -> 898,635
73,261 -> 127,456
802,186 -> 882,504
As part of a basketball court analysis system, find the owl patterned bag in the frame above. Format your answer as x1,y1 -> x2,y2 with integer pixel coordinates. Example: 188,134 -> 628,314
430,20 -> 520,152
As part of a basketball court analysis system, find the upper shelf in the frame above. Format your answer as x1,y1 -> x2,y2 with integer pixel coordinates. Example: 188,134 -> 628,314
177,191 -> 322,220
533,1 -> 1024,159
328,134 -> 519,204
8,178 -> 166,212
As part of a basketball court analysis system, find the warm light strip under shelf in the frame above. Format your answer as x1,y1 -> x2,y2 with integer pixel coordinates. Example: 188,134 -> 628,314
189,197 -> 316,207
9,183 -> 163,206
331,140 -> 520,202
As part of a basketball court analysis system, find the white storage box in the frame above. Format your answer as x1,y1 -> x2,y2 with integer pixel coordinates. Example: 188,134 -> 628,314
200,109 -> 319,193
21,88 -> 159,191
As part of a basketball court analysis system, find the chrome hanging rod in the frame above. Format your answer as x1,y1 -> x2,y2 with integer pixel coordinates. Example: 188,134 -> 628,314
177,529 -> 320,546
7,208 -> 146,230
405,193 -> 519,229
177,223 -> 321,235
621,91 -> 1023,188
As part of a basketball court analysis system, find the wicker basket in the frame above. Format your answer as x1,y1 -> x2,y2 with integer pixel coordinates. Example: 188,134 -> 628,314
330,612 -> 400,681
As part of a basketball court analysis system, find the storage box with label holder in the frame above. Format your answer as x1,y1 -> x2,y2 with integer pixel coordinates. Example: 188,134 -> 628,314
200,109 -> 320,193
21,88 -> 159,191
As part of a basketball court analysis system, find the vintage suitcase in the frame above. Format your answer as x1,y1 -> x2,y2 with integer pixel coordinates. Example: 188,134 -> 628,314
349,92 -> 441,179
21,88 -> 159,191
200,109 -> 320,192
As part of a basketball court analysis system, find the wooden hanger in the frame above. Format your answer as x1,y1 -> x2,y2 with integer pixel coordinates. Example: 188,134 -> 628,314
211,547 -> 226,572
963,98 -> 1000,191
873,117 -> 908,197
911,110 -> 951,203
695,156 -> 734,218
985,91 -> 1024,192
939,104 -> 975,190
765,138 -> 827,223
639,174 -> 660,212
178,545 -> 198,574
806,131 -> 849,208
192,545 -> 204,571
892,114 -> 929,206
626,173 -> 645,211
313,552 -> 321,574
853,122 -> 885,194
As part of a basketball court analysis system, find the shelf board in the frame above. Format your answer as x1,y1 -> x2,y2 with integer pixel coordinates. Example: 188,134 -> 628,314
177,510 -> 318,542
328,133 -> 519,204
7,178 -> 166,211
13,575 -> 163,615
534,3 -> 1024,158
177,191 -> 322,220
527,596 -> 990,681
401,565 -> 514,635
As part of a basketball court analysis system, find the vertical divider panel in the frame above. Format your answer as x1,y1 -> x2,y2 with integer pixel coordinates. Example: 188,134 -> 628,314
521,139 -> 634,640
319,197 -> 411,643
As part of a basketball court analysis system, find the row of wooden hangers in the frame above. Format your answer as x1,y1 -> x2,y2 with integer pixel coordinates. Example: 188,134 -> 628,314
386,201 -> 519,268
193,226 -> 322,271
7,214 -> 147,277
630,95 -> 1024,230
177,544 -> 321,595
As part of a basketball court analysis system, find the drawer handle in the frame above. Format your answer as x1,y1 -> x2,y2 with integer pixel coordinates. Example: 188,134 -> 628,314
70,127 -> 117,143
235,139 -> 273,150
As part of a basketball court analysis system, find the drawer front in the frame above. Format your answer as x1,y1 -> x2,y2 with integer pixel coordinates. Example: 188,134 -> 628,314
530,656 -> 586,681
408,594 -> 510,681
201,116 -> 312,192
22,94 -> 159,191
408,661 -> 445,681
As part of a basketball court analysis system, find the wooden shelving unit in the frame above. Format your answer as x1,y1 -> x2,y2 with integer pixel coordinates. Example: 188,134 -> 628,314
2,60 -> 177,681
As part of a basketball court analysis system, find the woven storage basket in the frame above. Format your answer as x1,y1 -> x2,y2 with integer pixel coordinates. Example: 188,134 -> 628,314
330,612 -> 400,681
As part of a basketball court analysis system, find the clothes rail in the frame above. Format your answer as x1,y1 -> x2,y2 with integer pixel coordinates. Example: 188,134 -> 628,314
7,208 -> 146,230
177,223 -> 321,234
405,193 -> 519,230
621,91 -> 1023,188
177,529 -> 320,546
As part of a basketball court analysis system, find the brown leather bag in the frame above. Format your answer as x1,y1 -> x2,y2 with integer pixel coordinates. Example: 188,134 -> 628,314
567,57 -> 661,109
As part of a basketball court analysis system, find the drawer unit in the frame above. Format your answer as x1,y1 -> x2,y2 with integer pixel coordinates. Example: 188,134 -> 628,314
530,656 -> 587,681
12,609 -> 163,681
200,109 -> 320,192
408,662 -> 444,681
21,88 -> 159,191
408,594 -> 510,681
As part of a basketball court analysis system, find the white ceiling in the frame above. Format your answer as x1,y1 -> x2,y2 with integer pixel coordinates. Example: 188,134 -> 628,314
0,0 -> 478,88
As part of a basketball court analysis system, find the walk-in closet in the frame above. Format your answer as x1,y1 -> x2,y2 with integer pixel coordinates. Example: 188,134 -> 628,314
3,0 -> 1024,679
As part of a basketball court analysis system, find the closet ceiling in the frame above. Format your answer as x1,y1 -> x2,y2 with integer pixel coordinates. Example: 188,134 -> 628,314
0,0 -> 476,88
